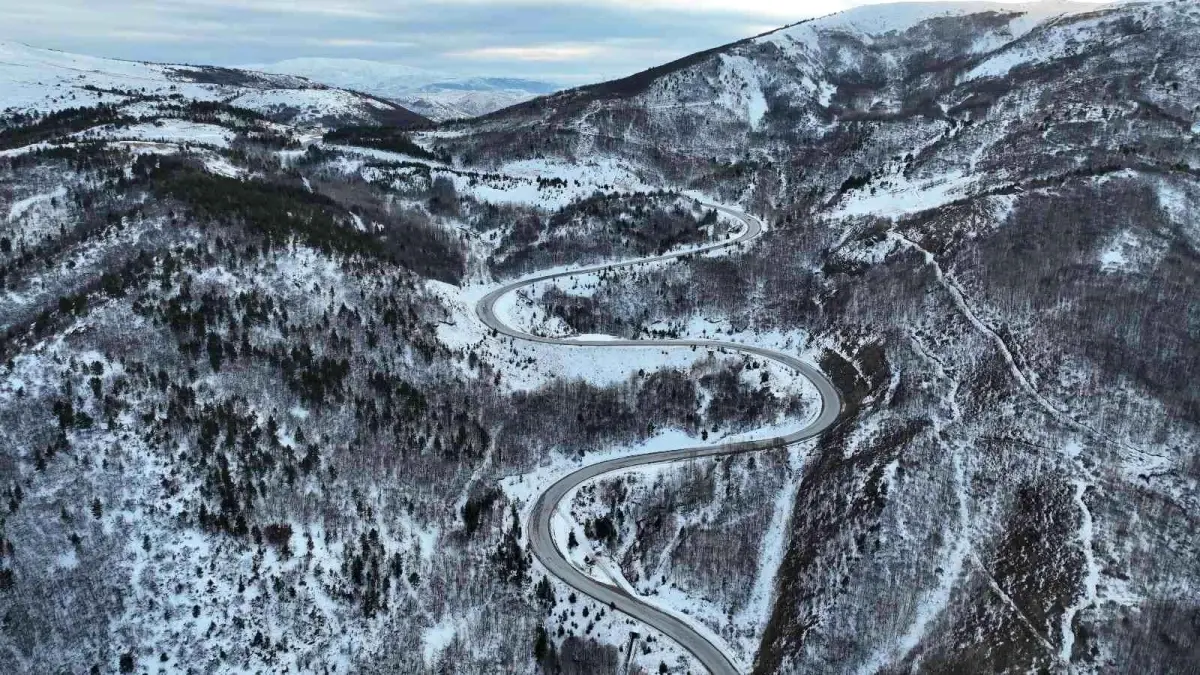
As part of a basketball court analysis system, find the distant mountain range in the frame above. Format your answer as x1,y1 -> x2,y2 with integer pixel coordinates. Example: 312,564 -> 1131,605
242,58 -> 562,121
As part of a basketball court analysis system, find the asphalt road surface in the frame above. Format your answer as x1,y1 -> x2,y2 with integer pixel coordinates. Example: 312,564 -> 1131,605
477,203 -> 842,675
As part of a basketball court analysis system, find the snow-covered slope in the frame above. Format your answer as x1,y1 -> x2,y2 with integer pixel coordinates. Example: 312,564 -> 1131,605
0,42 -> 429,127
245,57 -> 560,121
399,79 -> 561,122
0,48 -> 728,673
783,0 -> 1092,36
430,1 -> 1200,673
440,0 -> 1120,163
2,2 -> 1199,674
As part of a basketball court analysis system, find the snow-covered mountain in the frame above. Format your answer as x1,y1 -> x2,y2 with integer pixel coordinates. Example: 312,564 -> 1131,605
245,58 -> 560,121
441,0 -> 1127,162
0,34 -> 724,675
399,78 -> 562,122
0,42 -> 430,128
431,1 -> 1200,673
2,2 -> 1199,674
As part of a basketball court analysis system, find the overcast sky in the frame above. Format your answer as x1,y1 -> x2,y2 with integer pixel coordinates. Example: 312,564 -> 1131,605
0,0 -> 1098,84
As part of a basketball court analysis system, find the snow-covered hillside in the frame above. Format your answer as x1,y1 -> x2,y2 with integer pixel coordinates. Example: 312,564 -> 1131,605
436,1 -> 1200,673
0,42 -> 429,127
438,0 -> 1125,165
398,80 -> 560,122
0,47 -> 754,673
2,1 -> 1199,674
245,58 -> 560,121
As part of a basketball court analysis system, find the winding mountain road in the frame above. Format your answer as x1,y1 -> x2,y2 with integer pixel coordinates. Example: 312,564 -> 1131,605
477,204 -> 842,675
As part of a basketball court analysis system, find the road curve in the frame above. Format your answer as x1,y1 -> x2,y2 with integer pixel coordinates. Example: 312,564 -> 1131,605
477,204 -> 842,675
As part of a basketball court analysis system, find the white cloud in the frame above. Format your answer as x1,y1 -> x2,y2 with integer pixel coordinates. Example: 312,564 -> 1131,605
315,38 -> 419,49
155,0 -> 392,19
447,42 -> 612,62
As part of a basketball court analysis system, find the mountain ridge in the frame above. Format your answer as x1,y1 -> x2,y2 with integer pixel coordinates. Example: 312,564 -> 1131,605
0,40 -> 432,128
458,0 -> 1109,126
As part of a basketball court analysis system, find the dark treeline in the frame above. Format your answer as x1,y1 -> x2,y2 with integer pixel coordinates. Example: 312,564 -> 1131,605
134,154 -> 465,283
323,126 -> 450,163
484,191 -> 725,278
0,105 -> 133,150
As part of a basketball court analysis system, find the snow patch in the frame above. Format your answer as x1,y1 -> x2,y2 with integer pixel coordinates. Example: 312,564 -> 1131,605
718,54 -> 769,130
423,615 -> 462,665
835,170 -> 979,219
1060,480 -> 1099,663
7,185 -> 66,222
81,120 -> 236,148
1098,230 -> 1163,274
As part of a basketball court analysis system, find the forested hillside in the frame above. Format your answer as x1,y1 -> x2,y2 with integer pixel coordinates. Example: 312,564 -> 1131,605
0,42 -> 763,673
1,1 -> 1198,673
438,1 -> 1200,673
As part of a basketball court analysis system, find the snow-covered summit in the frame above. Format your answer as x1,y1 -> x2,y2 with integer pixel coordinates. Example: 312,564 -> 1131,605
772,0 -> 1106,39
